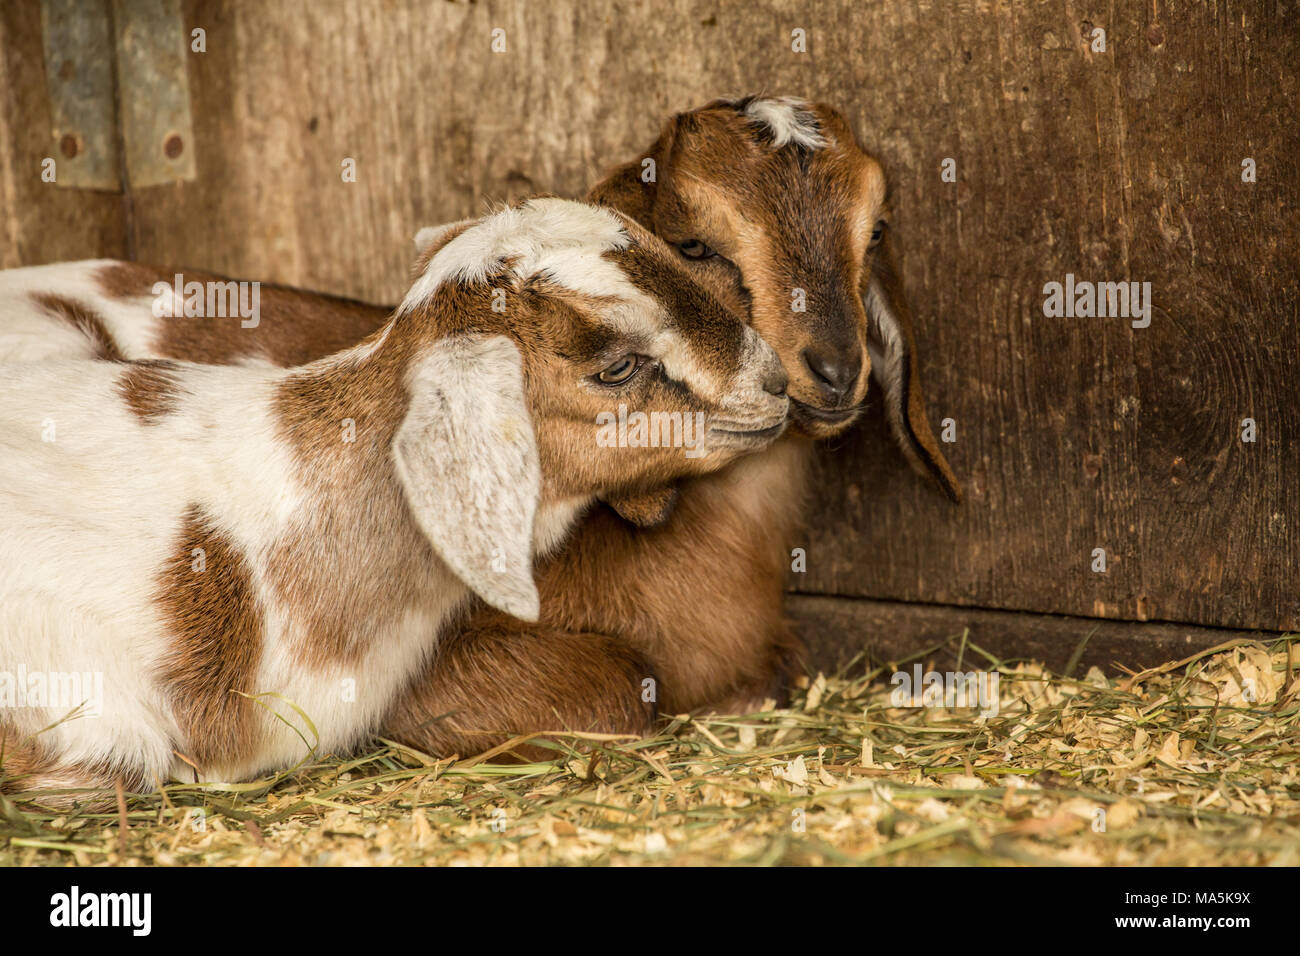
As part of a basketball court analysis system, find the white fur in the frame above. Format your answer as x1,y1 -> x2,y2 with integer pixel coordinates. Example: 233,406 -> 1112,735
0,345 -> 560,785
743,97 -> 828,150
0,260 -> 165,362
400,198 -> 637,314
0,361 -> 307,782
241,583 -> 457,782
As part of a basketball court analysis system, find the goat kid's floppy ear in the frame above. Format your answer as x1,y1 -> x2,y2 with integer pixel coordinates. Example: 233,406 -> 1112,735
394,335 -> 543,621
863,245 -> 963,503
601,484 -> 679,528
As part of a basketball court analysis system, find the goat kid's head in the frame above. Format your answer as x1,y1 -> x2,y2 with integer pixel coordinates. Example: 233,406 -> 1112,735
389,198 -> 788,619
590,95 -> 960,501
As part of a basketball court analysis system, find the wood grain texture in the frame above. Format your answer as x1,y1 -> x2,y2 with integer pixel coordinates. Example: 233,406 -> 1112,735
789,2 -> 1300,634
1,1 -> 1295,638
0,0 -> 127,267
790,594 -> 1284,678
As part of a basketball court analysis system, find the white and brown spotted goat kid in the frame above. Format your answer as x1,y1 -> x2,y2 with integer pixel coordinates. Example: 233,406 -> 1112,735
0,198 -> 787,798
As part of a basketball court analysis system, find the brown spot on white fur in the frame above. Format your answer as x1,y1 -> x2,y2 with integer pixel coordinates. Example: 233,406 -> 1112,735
96,261 -> 390,366
29,291 -> 124,361
117,360 -> 184,423
266,231 -> 504,668
154,506 -> 264,772
270,341 -> 440,668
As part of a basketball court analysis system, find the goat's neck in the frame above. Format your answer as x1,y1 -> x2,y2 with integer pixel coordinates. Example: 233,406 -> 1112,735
275,331 -> 414,471
534,494 -> 597,558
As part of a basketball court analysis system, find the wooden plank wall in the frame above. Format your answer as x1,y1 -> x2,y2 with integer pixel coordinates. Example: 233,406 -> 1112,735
2,0 -> 1296,664
0,2 -> 127,266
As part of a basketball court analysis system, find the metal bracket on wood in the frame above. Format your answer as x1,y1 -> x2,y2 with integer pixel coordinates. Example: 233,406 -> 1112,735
40,0 -> 196,190
40,0 -> 119,189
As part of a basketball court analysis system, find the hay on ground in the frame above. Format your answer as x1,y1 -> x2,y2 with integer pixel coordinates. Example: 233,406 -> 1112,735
2,633 -> 1297,866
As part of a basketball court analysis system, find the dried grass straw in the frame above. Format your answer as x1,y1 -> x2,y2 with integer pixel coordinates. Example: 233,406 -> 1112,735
3,632 -> 1296,866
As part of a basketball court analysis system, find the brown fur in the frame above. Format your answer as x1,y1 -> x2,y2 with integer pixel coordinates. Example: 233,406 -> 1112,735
269,334 -> 439,668
538,438 -> 811,711
29,291 -> 124,361
96,261 -> 390,366
117,359 -> 184,423
154,505 -> 264,771
589,99 -> 885,435
383,617 -> 658,762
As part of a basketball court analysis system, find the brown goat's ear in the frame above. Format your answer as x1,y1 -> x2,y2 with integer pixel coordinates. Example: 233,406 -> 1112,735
602,485 -> 679,528
587,122 -> 677,225
864,244 -> 962,503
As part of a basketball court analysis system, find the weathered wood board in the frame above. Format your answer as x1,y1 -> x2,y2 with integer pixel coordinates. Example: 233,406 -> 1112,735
2,1 -> 1296,647
790,594 -> 1287,677
0,0 -> 127,267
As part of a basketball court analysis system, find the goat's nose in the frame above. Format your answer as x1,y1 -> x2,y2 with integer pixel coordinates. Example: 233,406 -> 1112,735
801,348 -> 861,404
762,365 -> 788,397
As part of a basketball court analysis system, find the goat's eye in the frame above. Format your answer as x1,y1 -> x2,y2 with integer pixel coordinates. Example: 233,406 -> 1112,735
678,240 -> 717,260
869,220 -> 886,248
596,355 -> 644,385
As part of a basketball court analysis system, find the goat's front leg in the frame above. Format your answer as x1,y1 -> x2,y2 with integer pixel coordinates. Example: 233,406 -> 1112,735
380,619 -> 659,762
689,615 -> 808,717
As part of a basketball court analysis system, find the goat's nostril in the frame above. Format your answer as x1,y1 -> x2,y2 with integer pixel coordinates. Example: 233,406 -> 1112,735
801,348 -> 861,402
762,367 -> 788,397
